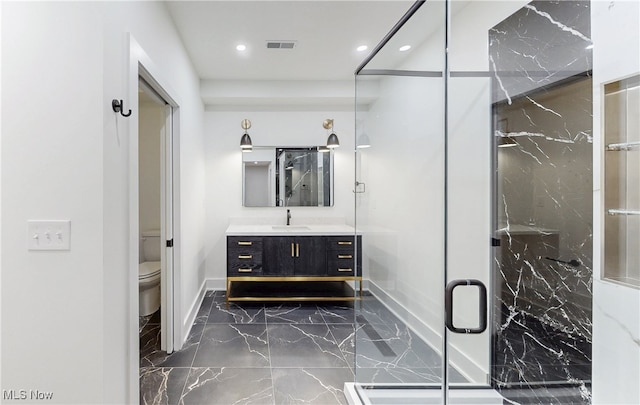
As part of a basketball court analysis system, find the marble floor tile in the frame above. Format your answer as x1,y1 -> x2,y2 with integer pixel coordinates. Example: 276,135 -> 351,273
319,304 -> 357,324
354,365 -> 467,386
265,303 -> 326,324
330,322 -> 436,370
269,324 -> 349,368
147,310 -> 162,325
358,299 -> 403,326
272,367 -> 354,405
179,367 -> 272,405
140,315 -> 153,333
355,367 -> 441,384
192,323 -> 270,368
389,325 -> 441,368
327,324 -> 357,367
138,291 -> 483,405
140,324 -> 162,365
141,323 -> 205,368
140,367 -> 189,405
207,297 -> 266,324
193,295 -> 215,324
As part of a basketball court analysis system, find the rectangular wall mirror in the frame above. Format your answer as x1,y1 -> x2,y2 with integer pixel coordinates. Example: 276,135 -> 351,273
242,146 -> 334,207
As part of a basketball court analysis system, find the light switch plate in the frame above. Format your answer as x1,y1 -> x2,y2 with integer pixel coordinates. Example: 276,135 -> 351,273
27,220 -> 71,251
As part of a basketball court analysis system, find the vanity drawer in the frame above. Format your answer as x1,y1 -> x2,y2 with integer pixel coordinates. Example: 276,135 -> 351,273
227,251 -> 262,276
327,254 -> 356,276
227,236 -> 263,249
326,236 -> 357,251
327,249 -> 362,276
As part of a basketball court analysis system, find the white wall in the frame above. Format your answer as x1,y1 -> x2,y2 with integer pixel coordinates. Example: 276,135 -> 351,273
201,80 -> 356,111
2,3 -> 105,401
1,2 -> 205,403
204,110 -> 355,288
591,1 -> 640,403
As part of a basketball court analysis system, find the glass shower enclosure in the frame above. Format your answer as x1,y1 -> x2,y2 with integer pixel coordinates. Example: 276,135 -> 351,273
350,1 -> 639,404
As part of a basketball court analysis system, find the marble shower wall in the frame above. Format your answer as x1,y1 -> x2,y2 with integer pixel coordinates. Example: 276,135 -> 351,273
285,151 -> 318,206
282,150 -> 330,207
489,0 -> 593,399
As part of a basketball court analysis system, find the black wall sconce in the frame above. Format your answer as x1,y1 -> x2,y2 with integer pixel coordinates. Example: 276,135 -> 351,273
324,119 -> 339,148
240,119 -> 252,151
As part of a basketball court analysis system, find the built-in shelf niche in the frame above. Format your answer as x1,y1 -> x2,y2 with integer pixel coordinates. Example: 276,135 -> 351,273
604,74 -> 640,288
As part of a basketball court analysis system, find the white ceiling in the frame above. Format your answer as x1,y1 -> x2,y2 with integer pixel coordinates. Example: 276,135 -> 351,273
165,1 -> 414,81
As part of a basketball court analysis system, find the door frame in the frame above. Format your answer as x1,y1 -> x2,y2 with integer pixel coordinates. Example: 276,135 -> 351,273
138,77 -> 175,353
127,34 -> 182,403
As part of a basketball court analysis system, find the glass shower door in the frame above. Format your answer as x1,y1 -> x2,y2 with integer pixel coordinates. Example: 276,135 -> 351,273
442,0 -> 500,401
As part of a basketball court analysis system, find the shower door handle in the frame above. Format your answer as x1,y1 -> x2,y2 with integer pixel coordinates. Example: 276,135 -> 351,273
445,279 -> 487,334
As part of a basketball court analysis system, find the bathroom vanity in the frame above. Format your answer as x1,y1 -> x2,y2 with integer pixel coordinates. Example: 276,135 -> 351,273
225,224 -> 362,304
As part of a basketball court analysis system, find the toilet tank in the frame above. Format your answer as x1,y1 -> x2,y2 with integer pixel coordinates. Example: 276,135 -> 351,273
141,230 -> 161,262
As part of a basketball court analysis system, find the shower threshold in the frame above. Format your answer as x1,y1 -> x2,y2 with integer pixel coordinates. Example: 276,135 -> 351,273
344,383 -> 504,405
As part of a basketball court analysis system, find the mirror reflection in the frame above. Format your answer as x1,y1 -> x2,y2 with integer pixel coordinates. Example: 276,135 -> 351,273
242,146 -> 333,207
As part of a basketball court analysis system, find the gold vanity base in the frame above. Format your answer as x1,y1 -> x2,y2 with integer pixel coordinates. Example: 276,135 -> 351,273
226,276 -> 363,306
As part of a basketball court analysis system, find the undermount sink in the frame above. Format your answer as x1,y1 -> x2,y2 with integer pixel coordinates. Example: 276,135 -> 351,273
271,225 -> 311,231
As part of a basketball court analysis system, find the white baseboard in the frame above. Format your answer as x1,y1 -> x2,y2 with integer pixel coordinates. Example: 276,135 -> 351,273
181,280 -> 207,347
181,278 -> 226,347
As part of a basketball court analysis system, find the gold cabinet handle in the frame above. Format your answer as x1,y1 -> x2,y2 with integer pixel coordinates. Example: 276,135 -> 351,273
338,268 -> 353,272
238,255 -> 252,259
238,268 -> 252,273
338,241 -> 352,245
338,254 -> 352,259
238,241 -> 252,246
291,242 -> 295,257
296,243 -> 300,257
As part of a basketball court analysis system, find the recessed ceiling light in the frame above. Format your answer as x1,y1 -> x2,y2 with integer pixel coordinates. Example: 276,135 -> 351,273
236,44 -> 247,51
399,45 -> 411,52
356,45 -> 368,52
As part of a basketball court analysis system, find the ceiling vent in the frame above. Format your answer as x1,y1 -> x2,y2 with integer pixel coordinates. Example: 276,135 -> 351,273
266,40 -> 296,49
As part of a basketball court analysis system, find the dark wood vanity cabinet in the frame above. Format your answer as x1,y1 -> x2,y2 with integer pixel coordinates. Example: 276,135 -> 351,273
262,236 -> 327,276
226,234 -> 362,302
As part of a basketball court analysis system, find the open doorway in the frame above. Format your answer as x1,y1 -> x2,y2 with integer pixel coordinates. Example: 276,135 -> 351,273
137,76 -> 175,353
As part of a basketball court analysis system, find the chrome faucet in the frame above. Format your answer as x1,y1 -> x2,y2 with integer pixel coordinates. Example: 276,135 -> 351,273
286,209 -> 291,226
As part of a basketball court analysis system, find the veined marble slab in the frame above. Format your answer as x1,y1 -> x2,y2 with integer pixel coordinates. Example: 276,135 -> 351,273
496,224 -> 559,235
225,224 -> 358,236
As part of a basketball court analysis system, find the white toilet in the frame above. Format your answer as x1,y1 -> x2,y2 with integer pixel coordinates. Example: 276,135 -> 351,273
139,230 -> 161,316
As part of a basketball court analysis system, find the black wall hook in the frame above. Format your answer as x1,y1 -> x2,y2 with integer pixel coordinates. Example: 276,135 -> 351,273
112,99 -> 132,117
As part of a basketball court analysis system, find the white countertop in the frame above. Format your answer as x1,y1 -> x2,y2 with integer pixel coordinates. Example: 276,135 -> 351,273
226,224 -> 358,236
